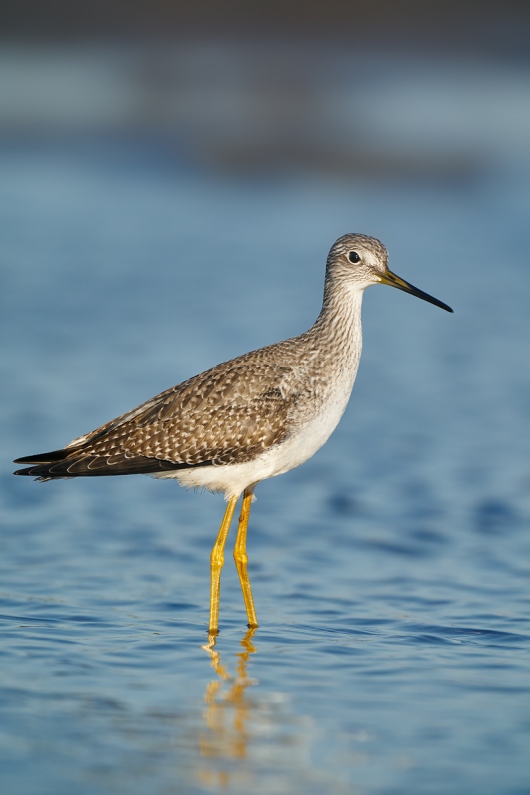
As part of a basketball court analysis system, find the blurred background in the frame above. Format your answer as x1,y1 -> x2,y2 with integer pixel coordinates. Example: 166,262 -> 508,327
2,3 -> 530,795
1,1 -> 530,176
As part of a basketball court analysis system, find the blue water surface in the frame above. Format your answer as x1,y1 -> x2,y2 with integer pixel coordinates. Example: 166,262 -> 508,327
1,136 -> 530,795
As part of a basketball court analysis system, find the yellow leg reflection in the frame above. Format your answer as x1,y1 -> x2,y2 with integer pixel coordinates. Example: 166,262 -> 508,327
233,488 -> 258,629
209,495 -> 239,636
199,628 -> 258,786
196,631 -> 334,790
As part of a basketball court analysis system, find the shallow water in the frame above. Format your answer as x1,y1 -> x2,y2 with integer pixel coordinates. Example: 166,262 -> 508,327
2,136 -> 530,794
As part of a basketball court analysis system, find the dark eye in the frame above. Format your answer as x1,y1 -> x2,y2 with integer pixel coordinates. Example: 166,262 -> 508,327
348,251 -> 361,264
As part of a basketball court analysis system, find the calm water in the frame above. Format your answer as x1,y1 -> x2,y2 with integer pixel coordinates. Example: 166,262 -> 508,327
2,136 -> 530,794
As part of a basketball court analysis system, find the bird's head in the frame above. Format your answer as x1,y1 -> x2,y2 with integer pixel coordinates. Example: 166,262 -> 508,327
327,233 -> 453,313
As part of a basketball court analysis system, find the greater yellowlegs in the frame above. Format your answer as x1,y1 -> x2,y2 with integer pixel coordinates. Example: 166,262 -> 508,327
14,234 -> 452,634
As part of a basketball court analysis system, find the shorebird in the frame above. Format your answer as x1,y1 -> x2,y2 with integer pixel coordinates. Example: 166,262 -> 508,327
14,234 -> 452,634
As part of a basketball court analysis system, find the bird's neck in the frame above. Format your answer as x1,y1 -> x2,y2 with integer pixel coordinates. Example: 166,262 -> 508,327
310,278 -> 365,354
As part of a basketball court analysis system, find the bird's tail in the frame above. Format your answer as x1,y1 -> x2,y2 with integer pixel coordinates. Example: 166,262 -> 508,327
13,449 -> 73,481
13,447 -> 198,480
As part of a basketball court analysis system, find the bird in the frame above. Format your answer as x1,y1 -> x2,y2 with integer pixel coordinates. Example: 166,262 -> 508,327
13,234 -> 452,636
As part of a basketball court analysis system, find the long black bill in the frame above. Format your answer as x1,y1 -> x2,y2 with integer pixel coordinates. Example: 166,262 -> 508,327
381,270 -> 453,313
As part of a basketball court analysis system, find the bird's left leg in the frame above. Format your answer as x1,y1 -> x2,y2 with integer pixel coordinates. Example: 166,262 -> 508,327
233,487 -> 258,628
209,495 -> 239,636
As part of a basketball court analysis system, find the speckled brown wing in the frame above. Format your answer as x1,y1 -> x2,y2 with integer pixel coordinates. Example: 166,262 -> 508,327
14,349 -> 299,479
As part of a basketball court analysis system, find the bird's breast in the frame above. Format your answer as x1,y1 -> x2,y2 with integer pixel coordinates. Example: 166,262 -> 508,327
269,359 -> 358,477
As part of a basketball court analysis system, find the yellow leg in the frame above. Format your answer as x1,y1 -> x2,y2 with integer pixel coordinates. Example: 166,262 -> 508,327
209,495 -> 238,636
233,488 -> 258,628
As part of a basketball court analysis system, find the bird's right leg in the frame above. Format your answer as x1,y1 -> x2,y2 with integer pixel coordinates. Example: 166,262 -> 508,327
209,495 -> 239,636
233,488 -> 258,628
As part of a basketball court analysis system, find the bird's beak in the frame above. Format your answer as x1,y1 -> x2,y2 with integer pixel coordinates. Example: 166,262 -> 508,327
380,270 -> 453,313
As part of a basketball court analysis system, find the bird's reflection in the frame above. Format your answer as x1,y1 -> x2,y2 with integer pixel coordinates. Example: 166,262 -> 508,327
197,629 -> 258,787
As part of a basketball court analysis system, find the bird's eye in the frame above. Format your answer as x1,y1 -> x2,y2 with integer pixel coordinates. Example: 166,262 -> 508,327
348,251 -> 361,264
